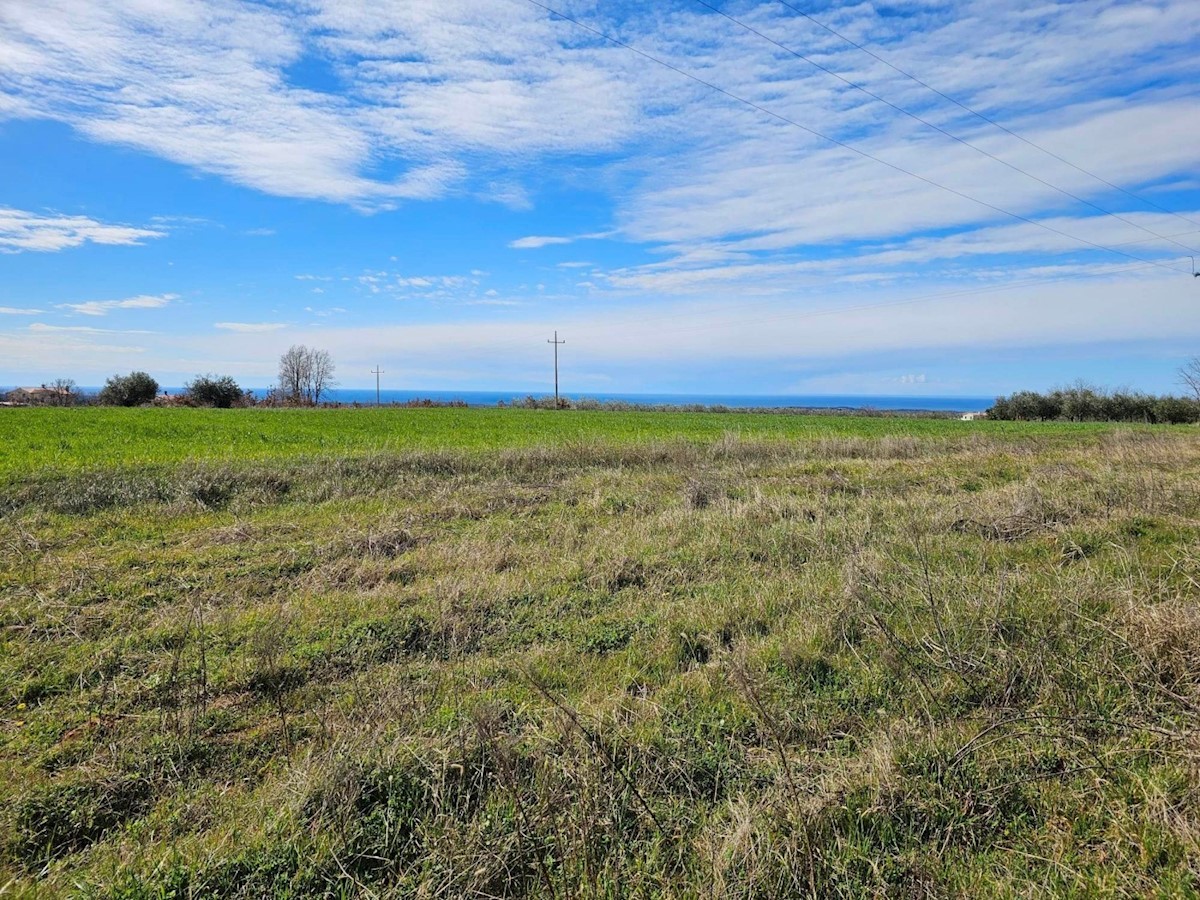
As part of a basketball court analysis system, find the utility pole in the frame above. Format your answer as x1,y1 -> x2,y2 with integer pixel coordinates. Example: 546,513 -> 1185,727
547,331 -> 565,408
370,365 -> 384,406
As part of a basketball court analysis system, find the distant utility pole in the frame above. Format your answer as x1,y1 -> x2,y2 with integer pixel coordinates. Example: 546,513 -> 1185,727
370,365 -> 384,406
547,331 -> 565,408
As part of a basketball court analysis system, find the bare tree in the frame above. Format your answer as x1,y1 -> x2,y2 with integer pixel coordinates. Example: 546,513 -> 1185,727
277,345 -> 308,405
48,378 -> 76,407
308,348 -> 336,405
1180,357 -> 1200,403
277,345 -> 336,405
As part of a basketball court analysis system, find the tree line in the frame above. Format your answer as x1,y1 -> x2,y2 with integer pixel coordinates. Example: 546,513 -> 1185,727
988,382 -> 1200,423
1,345 -> 336,408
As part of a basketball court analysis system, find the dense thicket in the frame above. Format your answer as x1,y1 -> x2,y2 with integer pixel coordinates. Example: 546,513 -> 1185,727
988,385 -> 1200,423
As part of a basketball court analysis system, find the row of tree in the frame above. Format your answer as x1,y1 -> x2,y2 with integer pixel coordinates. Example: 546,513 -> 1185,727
3,345 -> 336,408
988,385 -> 1200,423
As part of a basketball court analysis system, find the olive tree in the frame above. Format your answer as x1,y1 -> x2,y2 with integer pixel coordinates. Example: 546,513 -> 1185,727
184,374 -> 245,408
98,371 -> 159,406
277,345 -> 336,405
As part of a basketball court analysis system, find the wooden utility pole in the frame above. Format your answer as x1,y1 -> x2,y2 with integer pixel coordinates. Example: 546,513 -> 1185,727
547,332 -> 565,407
370,366 -> 384,406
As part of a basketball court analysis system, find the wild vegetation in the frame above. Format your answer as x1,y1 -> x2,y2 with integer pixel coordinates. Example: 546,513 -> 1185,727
1,409 -> 1199,897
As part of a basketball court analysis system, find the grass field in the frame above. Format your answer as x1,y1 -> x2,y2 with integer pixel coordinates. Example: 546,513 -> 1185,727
0,407 -> 1115,479
2,408 -> 1199,897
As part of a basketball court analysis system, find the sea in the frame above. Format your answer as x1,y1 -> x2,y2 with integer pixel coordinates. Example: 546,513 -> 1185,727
230,388 -> 994,413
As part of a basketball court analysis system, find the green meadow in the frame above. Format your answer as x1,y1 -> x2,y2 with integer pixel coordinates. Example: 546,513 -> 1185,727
1,408 -> 1198,897
0,407 -> 1110,479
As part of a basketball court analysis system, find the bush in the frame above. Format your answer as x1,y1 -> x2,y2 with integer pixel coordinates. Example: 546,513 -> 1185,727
184,374 -> 245,409
97,371 -> 159,407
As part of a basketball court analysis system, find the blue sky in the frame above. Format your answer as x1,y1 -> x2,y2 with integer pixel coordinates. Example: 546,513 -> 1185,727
1,0 -> 1198,397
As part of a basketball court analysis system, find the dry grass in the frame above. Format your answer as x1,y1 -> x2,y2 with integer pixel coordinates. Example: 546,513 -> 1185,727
1,425 -> 1199,897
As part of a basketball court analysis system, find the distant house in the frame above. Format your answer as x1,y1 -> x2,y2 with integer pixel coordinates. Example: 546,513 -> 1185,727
5,385 -> 71,405
960,412 -> 987,421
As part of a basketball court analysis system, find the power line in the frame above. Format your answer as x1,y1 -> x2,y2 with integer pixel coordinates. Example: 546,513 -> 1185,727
691,0 -> 1200,256
773,0 -> 1200,231
522,0 -> 1189,277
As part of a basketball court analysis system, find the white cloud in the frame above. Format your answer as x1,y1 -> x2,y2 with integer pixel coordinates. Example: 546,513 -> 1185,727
0,207 -> 165,253
58,294 -> 178,316
0,307 -> 40,315
509,235 -> 574,250
214,322 -> 288,332
387,273 -> 1197,363
0,0 -> 642,206
1,0 -> 1195,256
8,264 -> 1195,389
29,323 -> 153,334
353,268 -> 483,299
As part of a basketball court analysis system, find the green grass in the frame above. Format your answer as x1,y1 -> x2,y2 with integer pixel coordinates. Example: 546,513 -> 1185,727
1,409 -> 1199,897
0,406 -> 1122,479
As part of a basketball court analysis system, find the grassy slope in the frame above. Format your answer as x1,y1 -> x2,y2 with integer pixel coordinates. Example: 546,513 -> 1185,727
1,409 -> 1199,897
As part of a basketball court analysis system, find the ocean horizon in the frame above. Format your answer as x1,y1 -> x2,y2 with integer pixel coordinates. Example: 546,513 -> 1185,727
222,388 -> 995,412
26,386 -> 998,413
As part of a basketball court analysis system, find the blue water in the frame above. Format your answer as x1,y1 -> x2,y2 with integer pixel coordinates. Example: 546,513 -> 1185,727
263,388 -> 993,413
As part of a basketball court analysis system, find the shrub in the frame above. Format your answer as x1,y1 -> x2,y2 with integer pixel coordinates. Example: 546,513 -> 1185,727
97,371 -> 159,407
184,374 -> 245,409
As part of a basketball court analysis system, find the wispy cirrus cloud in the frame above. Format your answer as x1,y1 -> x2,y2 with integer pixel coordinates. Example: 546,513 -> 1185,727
58,293 -> 178,316
29,323 -> 154,334
0,0 -> 638,207
0,306 -> 41,315
2,0 -> 1196,253
354,268 -> 484,300
0,207 -> 166,253
215,322 -> 288,332
509,235 -> 575,250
